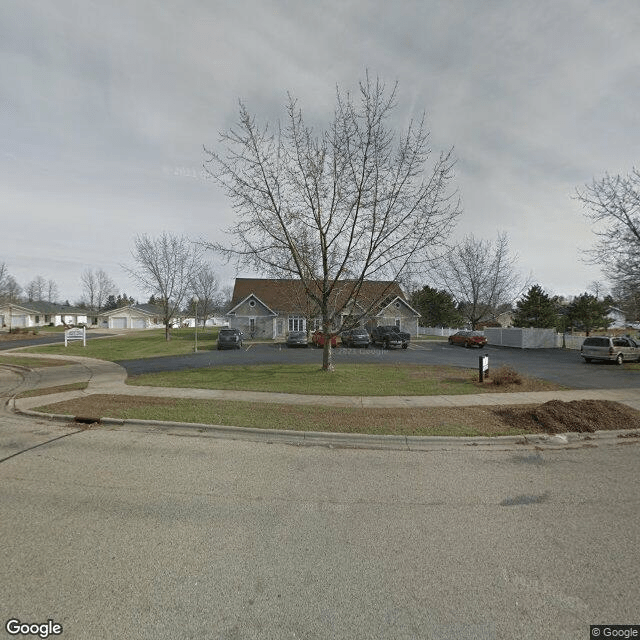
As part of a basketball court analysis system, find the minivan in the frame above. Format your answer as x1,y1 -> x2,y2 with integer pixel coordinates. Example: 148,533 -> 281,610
580,336 -> 640,364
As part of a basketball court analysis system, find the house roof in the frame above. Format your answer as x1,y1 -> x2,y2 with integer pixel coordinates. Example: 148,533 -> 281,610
98,304 -> 162,317
229,278 -> 407,315
0,301 -> 86,315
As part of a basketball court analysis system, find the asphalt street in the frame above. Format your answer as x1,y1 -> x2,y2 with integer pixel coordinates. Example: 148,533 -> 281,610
0,332 -> 112,351
0,406 -> 638,640
117,341 -> 640,390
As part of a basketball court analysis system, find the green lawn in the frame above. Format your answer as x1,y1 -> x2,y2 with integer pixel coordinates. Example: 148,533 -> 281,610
25,328 -> 221,360
16,382 -> 89,398
33,394 -> 533,437
0,355 -> 77,368
128,363 -> 562,396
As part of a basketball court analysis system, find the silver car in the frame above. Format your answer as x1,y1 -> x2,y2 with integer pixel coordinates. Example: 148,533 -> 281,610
580,335 -> 640,365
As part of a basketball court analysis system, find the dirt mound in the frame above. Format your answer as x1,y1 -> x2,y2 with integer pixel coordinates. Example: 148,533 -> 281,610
495,400 -> 640,434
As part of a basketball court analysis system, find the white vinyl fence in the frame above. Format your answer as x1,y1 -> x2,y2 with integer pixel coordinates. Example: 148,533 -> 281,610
417,326 -> 463,337
484,328 -> 586,350
419,326 -> 590,349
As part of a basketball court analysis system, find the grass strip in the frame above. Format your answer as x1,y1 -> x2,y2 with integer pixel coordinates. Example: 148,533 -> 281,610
128,363 -> 564,396
33,394 -> 534,437
24,329 -> 220,361
0,355 -> 77,368
16,382 -> 88,398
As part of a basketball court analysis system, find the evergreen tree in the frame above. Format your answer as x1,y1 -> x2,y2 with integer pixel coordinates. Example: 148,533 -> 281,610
410,285 -> 462,327
103,294 -> 117,311
567,293 -> 610,335
512,285 -> 558,328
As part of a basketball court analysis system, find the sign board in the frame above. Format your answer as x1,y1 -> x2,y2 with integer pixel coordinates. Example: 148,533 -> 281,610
479,355 -> 489,382
65,327 -> 86,347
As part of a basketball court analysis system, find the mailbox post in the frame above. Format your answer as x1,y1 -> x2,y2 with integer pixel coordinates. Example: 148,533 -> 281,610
479,354 -> 489,382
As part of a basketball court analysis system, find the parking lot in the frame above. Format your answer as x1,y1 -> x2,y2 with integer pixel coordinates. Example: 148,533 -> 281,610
117,340 -> 639,390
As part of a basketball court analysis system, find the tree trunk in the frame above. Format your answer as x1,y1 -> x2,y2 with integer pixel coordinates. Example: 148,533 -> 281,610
165,324 -> 171,341
322,338 -> 334,372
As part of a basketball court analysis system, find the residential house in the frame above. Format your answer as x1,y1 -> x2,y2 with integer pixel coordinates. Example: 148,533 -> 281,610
0,301 -> 88,329
226,278 -> 420,338
97,304 -> 164,329
606,307 -> 627,329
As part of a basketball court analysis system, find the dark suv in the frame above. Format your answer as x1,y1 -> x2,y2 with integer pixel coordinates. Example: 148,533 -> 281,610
341,328 -> 371,348
370,325 -> 410,349
217,328 -> 244,350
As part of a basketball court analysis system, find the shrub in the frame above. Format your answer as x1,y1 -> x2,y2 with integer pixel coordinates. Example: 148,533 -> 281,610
491,365 -> 523,386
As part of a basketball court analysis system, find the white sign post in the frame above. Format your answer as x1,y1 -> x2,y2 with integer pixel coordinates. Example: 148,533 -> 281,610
479,354 -> 489,382
65,326 -> 86,347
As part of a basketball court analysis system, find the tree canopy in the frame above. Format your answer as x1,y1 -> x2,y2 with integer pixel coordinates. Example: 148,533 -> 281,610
205,75 -> 460,369
410,285 -> 462,327
576,168 -> 640,302
512,284 -> 558,328
432,233 -> 525,329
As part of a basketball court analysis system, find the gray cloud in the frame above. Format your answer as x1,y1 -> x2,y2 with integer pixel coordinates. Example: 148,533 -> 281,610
1,0 -> 639,301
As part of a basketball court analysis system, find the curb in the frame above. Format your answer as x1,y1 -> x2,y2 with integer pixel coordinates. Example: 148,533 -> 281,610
13,404 -> 639,451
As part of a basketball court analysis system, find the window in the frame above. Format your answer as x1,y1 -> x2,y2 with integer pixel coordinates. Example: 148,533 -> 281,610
395,318 -> 401,328
249,318 -> 255,334
288,316 -> 305,332
248,299 -> 256,308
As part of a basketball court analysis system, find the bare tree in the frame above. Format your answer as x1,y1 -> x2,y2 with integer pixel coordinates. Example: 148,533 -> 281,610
125,233 -> 203,340
0,263 -> 21,304
46,279 -> 59,304
576,168 -> 640,290
188,264 -> 219,326
81,268 -> 117,311
26,275 -> 46,302
204,74 -> 460,370
433,233 -> 526,329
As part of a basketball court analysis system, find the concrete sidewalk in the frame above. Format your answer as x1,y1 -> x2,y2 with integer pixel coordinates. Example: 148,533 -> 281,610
7,353 -> 640,412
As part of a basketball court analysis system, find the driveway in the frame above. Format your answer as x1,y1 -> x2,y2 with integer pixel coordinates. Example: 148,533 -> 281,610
116,341 -> 639,390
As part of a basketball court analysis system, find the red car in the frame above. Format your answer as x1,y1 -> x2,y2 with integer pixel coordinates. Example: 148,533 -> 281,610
448,330 -> 487,348
311,330 -> 338,348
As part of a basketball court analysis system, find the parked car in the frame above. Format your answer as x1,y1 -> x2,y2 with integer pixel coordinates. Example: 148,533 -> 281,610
580,335 -> 640,364
370,325 -> 410,349
286,331 -> 308,348
448,330 -> 487,348
340,328 -> 370,348
311,330 -> 337,348
217,327 -> 244,350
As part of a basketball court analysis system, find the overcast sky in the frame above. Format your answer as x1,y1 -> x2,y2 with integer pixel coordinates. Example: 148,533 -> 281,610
2,0 -> 639,304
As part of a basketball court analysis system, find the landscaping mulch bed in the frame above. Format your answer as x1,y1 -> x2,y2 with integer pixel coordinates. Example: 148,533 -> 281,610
494,400 -> 640,434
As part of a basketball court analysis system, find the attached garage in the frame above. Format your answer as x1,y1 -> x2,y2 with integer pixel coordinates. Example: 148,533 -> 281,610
97,304 -> 165,330
12,315 -> 27,327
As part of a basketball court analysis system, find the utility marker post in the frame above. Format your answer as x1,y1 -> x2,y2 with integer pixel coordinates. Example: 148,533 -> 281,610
479,354 -> 489,382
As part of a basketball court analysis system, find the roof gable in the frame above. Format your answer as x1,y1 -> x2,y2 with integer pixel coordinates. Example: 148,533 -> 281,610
375,296 -> 420,317
227,293 -> 277,316
230,278 -> 406,315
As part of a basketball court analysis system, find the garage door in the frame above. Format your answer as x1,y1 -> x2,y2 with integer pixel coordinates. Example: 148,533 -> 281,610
111,317 -> 127,329
131,319 -> 146,329
12,315 -> 27,327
